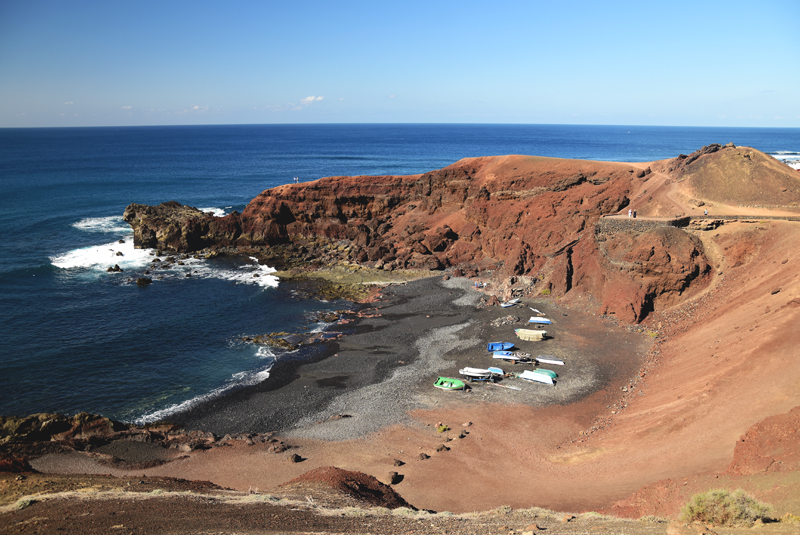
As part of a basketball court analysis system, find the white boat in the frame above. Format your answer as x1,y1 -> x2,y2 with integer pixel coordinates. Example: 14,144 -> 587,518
459,367 -> 493,381
519,370 -> 554,385
528,317 -> 552,325
536,356 -> 564,366
500,298 -> 520,308
487,366 -> 504,376
493,351 -> 520,361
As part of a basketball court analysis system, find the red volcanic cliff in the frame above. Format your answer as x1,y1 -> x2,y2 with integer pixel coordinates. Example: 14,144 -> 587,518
126,148 -> 787,322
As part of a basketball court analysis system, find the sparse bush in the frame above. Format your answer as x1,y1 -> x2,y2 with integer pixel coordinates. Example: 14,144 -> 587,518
494,505 -> 513,515
640,515 -> 669,523
782,513 -> 800,524
540,289 -> 551,296
14,497 -> 36,510
437,424 -> 450,433
681,489 -> 772,526
341,507 -> 370,517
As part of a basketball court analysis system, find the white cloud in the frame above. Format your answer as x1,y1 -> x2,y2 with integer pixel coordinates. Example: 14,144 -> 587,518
64,101 -> 73,105
179,105 -> 210,114
121,105 -> 132,110
300,96 -> 324,105
388,95 -> 396,98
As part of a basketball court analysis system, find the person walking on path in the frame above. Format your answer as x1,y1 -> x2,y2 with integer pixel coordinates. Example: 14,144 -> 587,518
628,208 -> 632,218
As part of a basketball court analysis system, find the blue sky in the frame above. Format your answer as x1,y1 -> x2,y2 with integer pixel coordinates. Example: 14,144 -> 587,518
1,0 -> 798,127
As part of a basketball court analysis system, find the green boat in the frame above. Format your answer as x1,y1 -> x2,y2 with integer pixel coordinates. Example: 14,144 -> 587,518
533,369 -> 557,379
434,377 -> 466,390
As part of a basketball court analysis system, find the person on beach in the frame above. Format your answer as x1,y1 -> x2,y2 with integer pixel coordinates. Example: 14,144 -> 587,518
633,209 -> 636,218
704,209 -> 708,216
628,208 -> 632,218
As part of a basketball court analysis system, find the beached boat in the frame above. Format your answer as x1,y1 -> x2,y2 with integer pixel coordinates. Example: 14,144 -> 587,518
515,328 -> 547,341
487,342 -> 514,352
459,367 -> 493,381
533,369 -> 557,379
487,366 -> 504,376
519,370 -> 554,385
493,351 -> 520,361
434,377 -> 466,390
500,298 -> 520,308
535,356 -> 564,366
528,317 -> 552,325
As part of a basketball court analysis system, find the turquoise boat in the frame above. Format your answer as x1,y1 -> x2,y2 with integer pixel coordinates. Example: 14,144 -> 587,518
434,377 -> 466,390
533,369 -> 557,379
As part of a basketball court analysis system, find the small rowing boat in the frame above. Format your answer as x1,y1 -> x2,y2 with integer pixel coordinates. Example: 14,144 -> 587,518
493,351 -> 520,361
487,342 -> 514,352
535,356 -> 564,366
434,377 -> 466,390
459,367 -> 493,381
515,328 -> 547,341
487,366 -> 504,376
519,370 -> 554,385
500,298 -> 520,308
528,317 -> 552,325
532,368 -> 557,379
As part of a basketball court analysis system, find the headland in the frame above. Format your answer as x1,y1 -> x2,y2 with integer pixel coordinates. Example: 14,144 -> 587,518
3,144 -> 800,533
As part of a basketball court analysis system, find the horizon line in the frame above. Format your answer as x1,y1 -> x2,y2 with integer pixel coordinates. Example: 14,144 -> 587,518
2,122 -> 800,130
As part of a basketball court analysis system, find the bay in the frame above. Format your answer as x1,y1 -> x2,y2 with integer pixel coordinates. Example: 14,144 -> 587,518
1,124 -> 798,422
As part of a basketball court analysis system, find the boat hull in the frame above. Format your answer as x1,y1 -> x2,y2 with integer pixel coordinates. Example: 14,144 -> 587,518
434,377 -> 466,390
515,328 -> 547,341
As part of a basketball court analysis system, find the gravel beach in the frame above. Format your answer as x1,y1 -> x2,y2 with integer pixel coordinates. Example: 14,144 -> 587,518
171,276 -> 649,441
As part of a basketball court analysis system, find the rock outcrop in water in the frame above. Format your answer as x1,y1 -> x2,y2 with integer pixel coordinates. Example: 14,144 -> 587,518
124,146 -> 799,322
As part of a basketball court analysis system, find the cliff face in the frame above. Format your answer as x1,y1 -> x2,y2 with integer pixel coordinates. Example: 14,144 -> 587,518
123,153 -> 723,322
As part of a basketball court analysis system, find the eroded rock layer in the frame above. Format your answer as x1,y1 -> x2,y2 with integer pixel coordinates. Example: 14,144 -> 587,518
124,146 -> 799,322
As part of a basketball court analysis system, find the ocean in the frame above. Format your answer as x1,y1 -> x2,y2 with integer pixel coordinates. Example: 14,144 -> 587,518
1,124 -> 799,423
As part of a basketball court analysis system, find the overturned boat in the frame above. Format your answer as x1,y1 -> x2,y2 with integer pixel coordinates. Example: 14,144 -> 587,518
536,355 -> 564,366
519,370 -> 555,385
515,328 -> 548,341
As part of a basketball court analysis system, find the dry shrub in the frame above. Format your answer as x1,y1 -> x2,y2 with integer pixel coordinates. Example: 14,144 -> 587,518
680,489 -> 772,526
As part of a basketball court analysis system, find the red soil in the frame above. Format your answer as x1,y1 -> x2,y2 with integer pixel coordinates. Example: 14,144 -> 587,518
27,146 -> 800,518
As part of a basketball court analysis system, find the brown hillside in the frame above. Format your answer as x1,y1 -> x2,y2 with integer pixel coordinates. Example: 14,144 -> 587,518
673,144 -> 800,207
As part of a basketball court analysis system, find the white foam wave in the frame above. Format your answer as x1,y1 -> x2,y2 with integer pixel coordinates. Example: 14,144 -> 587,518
309,322 -> 334,333
136,361 -> 274,425
199,207 -> 227,217
72,216 -> 132,234
187,262 -> 280,288
256,346 -> 276,359
52,238 -> 279,288
51,240 -> 153,270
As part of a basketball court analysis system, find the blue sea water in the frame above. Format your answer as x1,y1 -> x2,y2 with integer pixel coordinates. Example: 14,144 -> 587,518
1,124 -> 799,423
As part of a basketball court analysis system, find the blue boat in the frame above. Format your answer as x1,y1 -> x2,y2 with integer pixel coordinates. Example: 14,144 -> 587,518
487,342 -> 514,352
528,317 -> 552,325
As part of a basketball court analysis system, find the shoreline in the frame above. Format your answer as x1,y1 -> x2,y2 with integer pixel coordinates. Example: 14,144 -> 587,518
167,276 -> 650,441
